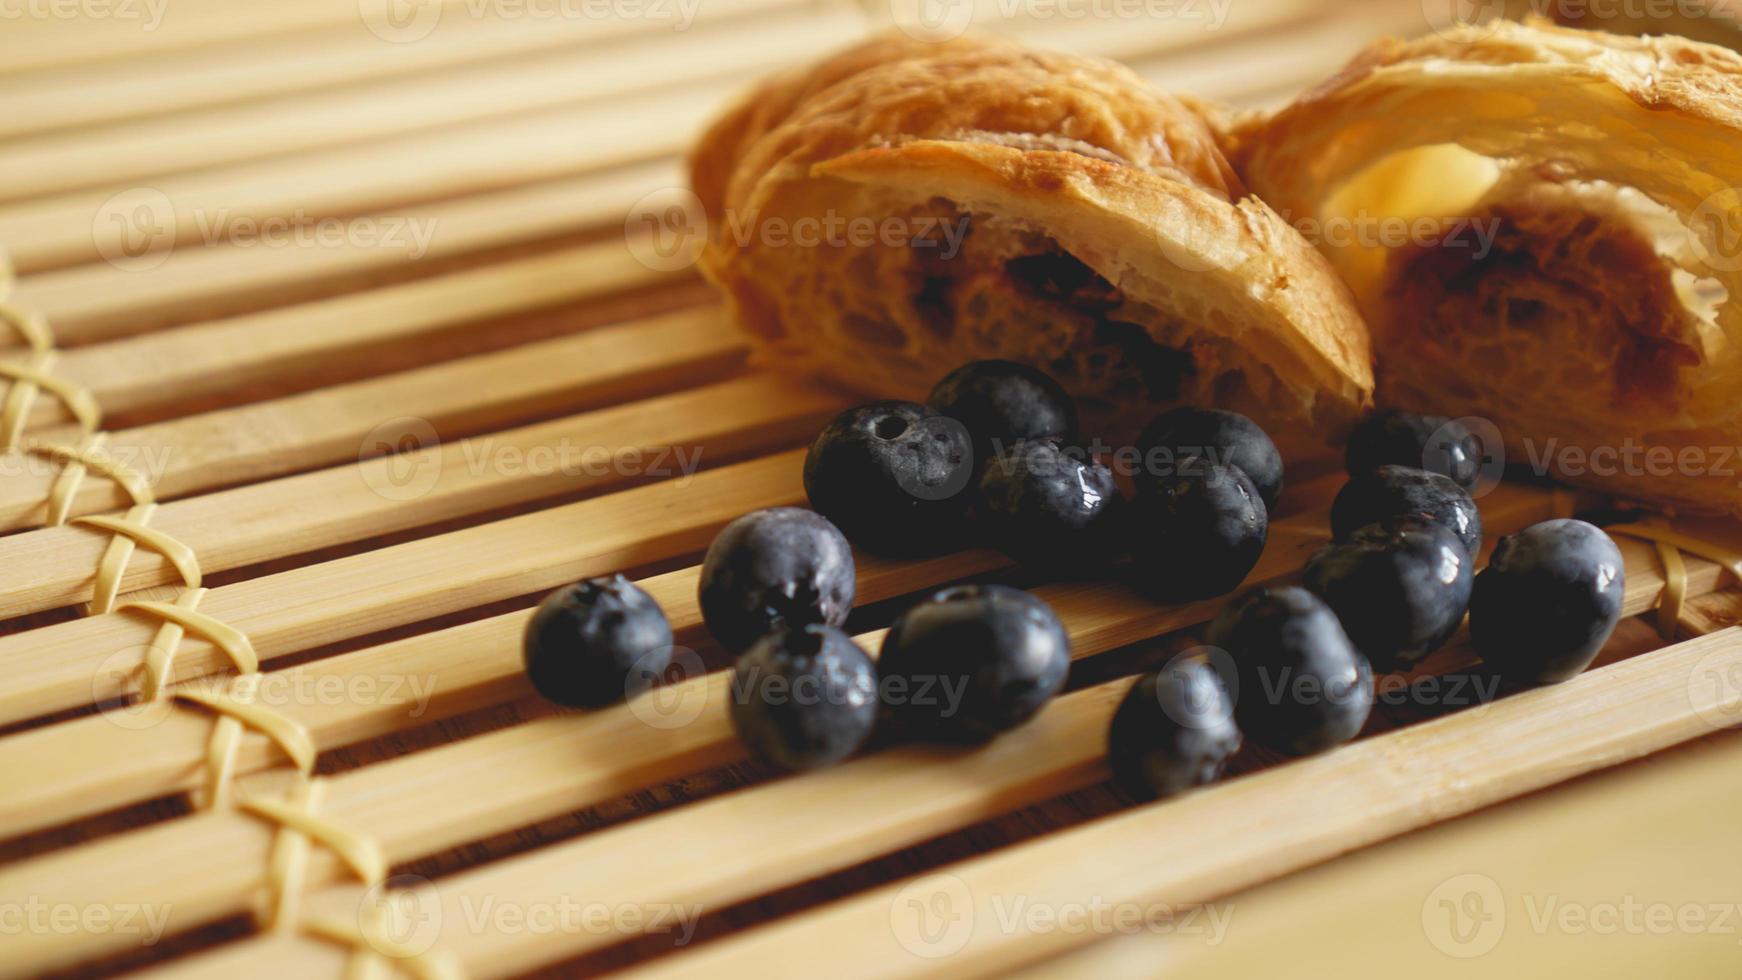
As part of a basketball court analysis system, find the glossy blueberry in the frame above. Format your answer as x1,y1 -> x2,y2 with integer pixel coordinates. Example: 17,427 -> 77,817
1330,465 -> 1482,558
880,584 -> 1071,743
975,439 -> 1121,571
1131,457 -> 1267,600
927,360 -> 1078,461
1107,659 -> 1242,801
1136,407 -> 1283,508
699,507 -> 855,656
1346,410 -> 1490,490
804,401 -> 975,556
1207,586 -> 1373,756
523,575 -> 672,709
730,625 -> 879,772
1470,519 -> 1625,685
1303,517 -> 1474,674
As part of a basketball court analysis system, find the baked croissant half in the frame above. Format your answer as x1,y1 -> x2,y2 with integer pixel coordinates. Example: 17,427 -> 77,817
1231,19 -> 1742,515
689,33 -> 1374,449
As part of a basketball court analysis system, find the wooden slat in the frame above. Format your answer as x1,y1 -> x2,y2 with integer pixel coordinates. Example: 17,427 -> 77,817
0,10 -> 862,202
0,373 -> 835,621
0,84 -> 713,274
615,627 -> 1742,980
0,482 -> 1563,974
0,305 -> 742,533
0,0 -> 800,140
0,450 -> 806,729
17,239 -> 680,427
0,545 -> 1001,838
11,161 -> 679,341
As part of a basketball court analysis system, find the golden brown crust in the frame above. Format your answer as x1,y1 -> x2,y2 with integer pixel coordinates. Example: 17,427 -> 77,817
690,32 -> 1374,447
1233,18 -> 1742,516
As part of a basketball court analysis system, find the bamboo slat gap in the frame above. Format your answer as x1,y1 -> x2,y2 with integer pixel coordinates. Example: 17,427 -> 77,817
0,0 -> 803,142
0,306 -> 744,533
610,626 -> 1742,980
0,483 -> 1564,976
0,373 -> 838,622
0,10 -> 864,203
0,450 -> 809,729
18,239 -> 683,428
12,160 -> 681,343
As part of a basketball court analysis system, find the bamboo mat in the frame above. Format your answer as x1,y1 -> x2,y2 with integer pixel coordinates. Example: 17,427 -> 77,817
1,1 -> 1738,977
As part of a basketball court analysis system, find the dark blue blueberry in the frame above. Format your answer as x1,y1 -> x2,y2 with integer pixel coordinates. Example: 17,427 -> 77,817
1470,519 -> 1625,685
879,584 -> 1070,743
1331,465 -> 1482,558
730,624 -> 879,771
975,439 -> 1121,571
1107,658 -> 1241,801
523,575 -> 672,709
1131,457 -> 1267,600
699,507 -> 855,656
927,360 -> 1078,461
1303,516 -> 1474,674
804,401 -> 975,556
1136,407 -> 1283,508
1346,410 -> 1491,490
1207,586 -> 1373,756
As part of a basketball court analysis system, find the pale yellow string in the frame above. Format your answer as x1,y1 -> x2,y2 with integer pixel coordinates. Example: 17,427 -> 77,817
3,248 -> 456,978
1609,521 -> 1742,640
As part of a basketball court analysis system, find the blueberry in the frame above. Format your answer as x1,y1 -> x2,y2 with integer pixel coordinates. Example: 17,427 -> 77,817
523,575 -> 672,709
1331,465 -> 1482,558
927,360 -> 1078,461
699,507 -> 856,656
1130,457 -> 1267,600
1207,586 -> 1373,756
1303,516 -> 1474,674
1470,519 -> 1625,685
730,624 -> 879,771
975,439 -> 1121,570
1346,410 -> 1490,490
1136,407 -> 1283,508
1107,659 -> 1242,801
879,584 -> 1071,742
804,401 -> 975,556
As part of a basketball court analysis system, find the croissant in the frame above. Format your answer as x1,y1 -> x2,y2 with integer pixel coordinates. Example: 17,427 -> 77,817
688,33 -> 1374,450
1230,19 -> 1742,515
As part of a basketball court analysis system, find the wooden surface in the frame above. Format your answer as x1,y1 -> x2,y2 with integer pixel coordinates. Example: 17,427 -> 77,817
1,1 -> 1738,978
